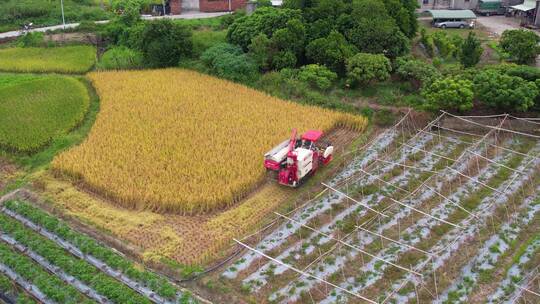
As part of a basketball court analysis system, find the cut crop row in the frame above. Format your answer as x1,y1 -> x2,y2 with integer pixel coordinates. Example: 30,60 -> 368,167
0,212 -> 152,304
0,241 -> 91,304
2,200 -> 196,304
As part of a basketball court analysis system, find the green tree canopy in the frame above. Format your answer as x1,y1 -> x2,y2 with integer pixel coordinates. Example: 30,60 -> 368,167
473,70 -> 538,111
139,20 -> 192,68
421,77 -> 474,112
460,32 -> 483,68
346,53 -> 391,86
500,29 -> 540,64
305,30 -> 357,75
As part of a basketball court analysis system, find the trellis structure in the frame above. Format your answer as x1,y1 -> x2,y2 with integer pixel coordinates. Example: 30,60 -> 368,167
229,111 -> 540,304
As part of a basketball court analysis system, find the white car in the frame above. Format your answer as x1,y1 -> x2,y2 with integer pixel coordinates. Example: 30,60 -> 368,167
434,19 -> 475,29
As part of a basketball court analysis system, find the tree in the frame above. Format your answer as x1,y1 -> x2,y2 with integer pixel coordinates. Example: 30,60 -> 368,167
383,0 -> 418,38
346,53 -> 391,86
201,43 -> 257,82
500,29 -> 540,64
270,18 -> 306,58
422,77 -> 474,112
473,70 -> 538,111
271,50 -> 297,70
248,33 -> 272,71
139,20 -> 192,67
305,31 -> 357,75
460,32 -> 483,67
297,64 -> 338,90
347,17 -> 410,58
227,7 -> 302,50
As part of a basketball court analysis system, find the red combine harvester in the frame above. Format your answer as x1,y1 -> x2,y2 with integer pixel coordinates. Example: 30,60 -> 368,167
264,129 -> 334,187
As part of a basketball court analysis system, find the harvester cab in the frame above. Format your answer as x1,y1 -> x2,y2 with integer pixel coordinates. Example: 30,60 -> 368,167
264,129 -> 334,187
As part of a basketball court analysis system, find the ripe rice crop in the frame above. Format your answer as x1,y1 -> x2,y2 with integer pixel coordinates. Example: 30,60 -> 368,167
0,45 -> 96,73
52,69 -> 367,214
0,74 -> 90,152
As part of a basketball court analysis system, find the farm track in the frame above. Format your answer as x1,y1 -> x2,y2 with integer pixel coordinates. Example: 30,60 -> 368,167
0,207 -> 186,304
221,114 -> 540,304
0,233 -> 107,304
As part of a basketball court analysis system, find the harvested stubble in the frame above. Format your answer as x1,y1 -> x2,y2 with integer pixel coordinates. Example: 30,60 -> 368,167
52,69 -> 367,214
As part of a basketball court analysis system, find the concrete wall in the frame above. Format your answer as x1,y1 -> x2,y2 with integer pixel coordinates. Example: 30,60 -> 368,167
182,0 -> 199,10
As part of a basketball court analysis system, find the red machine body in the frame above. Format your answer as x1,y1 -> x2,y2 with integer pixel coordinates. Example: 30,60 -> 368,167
264,129 -> 334,187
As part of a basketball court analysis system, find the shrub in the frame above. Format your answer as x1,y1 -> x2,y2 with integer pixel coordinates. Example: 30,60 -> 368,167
460,32 -> 483,68
346,53 -> 391,87
201,43 -> 257,82
420,28 -> 435,57
395,57 -> 441,89
139,19 -> 192,67
297,64 -> 337,90
473,70 -> 538,111
431,31 -> 462,58
17,32 -> 44,47
500,29 -> 540,64
421,77 -> 473,112
248,33 -> 272,71
271,50 -> 297,70
96,46 -> 143,70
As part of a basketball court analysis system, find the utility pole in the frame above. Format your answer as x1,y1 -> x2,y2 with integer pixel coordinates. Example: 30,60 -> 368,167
60,0 -> 66,29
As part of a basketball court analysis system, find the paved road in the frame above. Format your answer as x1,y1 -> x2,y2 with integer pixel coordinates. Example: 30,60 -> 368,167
477,15 -> 538,37
0,11 -> 229,39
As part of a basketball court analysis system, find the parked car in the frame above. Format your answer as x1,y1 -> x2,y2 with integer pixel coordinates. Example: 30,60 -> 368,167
433,19 -> 475,29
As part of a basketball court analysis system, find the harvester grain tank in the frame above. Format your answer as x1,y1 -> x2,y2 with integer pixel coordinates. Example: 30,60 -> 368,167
264,129 -> 334,187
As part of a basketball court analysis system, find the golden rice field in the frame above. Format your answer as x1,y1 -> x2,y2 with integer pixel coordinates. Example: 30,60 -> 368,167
52,69 -> 367,214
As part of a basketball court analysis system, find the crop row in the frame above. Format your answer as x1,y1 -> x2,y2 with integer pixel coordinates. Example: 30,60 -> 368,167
438,190 -> 540,303
0,272 -> 37,304
0,241 -> 91,304
0,212 -> 152,304
285,137 -> 515,303
2,200 -> 197,303
380,141 -> 540,303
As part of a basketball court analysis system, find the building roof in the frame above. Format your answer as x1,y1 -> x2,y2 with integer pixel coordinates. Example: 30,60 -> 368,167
428,9 -> 477,19
510,0 -> 536,11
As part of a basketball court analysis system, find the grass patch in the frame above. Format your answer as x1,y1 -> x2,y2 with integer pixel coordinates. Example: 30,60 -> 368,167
0,45 -> 96,73
0,74 -> 90,154
192,29 -> 227,57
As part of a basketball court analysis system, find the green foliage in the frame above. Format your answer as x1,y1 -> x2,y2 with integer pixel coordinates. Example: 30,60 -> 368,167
347,17 -> 410,58
383,0 -> 418,38
346,53 -> 391,87
422,77 -> 474,112
0,45 -> 96,73
17,32 -> 44,48
271,50 -> 297,70
297,64 -> 337,90
201,43 -> 257,82
249,33 -> 272,71
0,212 -> 150,304
500,29 -> 540,64
4,200 -> 194,301
0,0 -> 110,33
473,69 -> 538,111
305,30 -> 356,75
96,46 -> 143,70
0,242 -> 88,303
420,28 -> 435,57
257,0 -> 273,7
227,7 -> 302,50
139,19 -> 193,67
192,29 -> 227,57
395,57 -> 441,88
431,31 -> 463,58
460,32 -> 483,68
0,75 -> 90,153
